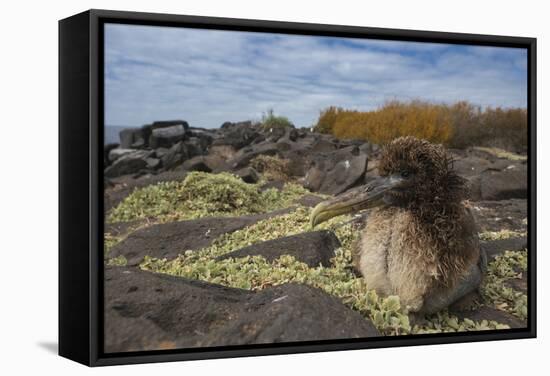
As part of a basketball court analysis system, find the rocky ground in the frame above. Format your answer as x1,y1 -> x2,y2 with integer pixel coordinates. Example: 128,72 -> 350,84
104,120 -> 529,353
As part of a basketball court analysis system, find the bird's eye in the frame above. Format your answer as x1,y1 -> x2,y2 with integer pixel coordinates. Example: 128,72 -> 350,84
401,170 -> 410,178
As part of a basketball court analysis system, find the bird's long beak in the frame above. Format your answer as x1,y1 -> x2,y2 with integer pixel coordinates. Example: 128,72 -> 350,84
310,175 -> 405,228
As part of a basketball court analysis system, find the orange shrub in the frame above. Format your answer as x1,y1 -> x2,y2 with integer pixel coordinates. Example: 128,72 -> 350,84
316,100 -> 452,145
314,100 -> 527,152
316,106 -> 344,134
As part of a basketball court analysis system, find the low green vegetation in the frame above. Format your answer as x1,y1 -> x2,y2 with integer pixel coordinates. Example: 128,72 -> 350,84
107,255 -> 127,266
107,171 -> 312,223
104,233 -> 121,254
473,146 -> 528,161
261,109 -> 294,130
482,249 -> 528,320
479,229 -> 526,241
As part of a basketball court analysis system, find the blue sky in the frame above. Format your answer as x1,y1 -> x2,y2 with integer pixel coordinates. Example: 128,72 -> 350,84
105,23 -> 527,128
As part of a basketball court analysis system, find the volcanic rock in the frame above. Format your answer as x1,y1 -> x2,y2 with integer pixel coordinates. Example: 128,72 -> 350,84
104,266 -> 380,352
216,230 -> 341,267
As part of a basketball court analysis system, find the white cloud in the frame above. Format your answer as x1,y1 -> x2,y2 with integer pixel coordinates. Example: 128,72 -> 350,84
104,24 -> 527,128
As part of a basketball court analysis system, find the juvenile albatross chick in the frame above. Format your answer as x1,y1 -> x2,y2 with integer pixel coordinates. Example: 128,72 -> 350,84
311,136 -> 485,314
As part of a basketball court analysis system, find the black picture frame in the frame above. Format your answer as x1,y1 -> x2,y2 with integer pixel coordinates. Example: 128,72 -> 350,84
59,8 -> 537,367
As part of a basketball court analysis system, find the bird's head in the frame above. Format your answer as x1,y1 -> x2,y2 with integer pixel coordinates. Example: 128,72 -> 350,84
310,136 -> 467,227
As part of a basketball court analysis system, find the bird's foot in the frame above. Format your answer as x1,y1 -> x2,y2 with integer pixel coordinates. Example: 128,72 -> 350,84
408,312 -> 430,327
449,291 -> 482,313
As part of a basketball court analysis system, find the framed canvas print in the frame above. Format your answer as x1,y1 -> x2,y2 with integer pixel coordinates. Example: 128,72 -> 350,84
59,9 -> 536,366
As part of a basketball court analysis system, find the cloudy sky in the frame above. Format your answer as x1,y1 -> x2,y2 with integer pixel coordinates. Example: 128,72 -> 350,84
105,23 -> 527,128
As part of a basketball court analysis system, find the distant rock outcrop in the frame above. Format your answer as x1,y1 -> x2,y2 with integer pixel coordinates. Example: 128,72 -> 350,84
105,119 -> 528,207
